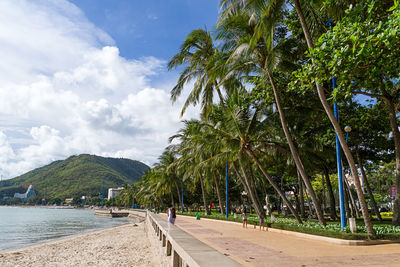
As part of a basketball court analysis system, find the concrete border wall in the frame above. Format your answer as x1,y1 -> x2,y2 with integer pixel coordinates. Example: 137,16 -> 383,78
131,210 -> 242,267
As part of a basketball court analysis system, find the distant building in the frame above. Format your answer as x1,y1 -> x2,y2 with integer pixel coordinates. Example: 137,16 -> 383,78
108,187 -> 124,200
65,198 -> 73,204
14,184 -> 36,199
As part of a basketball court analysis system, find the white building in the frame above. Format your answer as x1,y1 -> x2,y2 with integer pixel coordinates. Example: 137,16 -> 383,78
14,184 -> 36,199
107,187 -> 124,200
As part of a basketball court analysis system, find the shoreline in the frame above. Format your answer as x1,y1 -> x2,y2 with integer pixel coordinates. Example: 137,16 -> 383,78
0,223 -> 159,266
0,205 -> 82,209
0,221 -> 132,253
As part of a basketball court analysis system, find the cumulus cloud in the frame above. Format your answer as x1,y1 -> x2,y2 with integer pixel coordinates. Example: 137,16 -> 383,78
0,0 -> 198,178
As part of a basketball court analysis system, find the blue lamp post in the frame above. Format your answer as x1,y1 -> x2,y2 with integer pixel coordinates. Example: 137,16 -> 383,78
226,162 -> 229,218
333,78 -> 346,231
327,19 -> 346,232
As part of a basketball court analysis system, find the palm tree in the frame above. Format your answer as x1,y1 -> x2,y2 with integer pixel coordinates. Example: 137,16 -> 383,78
168,28 -> 226,117
217,5 -> 326,225
219,0 -> 375,238
170,120 -> 212,215
203,90 -> 303,223
292,0 -> 375,236
157,149 -> 183,211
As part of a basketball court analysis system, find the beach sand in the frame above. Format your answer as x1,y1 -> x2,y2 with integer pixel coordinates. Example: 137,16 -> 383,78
0,223 -> 159,267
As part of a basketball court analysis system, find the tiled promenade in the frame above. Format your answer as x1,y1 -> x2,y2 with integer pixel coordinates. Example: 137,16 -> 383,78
161,214 -> 400,267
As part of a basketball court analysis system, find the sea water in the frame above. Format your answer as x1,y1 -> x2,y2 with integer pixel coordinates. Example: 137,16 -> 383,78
0,207 -> 130,251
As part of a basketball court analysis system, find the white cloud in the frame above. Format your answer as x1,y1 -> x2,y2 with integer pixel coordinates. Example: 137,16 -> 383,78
0,0 -> 198,178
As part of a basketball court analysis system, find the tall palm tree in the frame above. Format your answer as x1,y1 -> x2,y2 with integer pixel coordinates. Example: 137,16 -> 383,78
170,120 -> 212,215
168,29 -> 225,117
217,5 -> 326,225
157,149 -> 183,211
203,89 -> 303,223
292,0 -> 375,236
219,0 -> 375,237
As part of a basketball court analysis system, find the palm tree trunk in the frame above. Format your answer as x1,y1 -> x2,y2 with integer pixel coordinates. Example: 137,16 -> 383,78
323,165 -> 337,220
232,161 -> 251,195
215,82 -> 224,103
343,175 -> 360,218
294,187 -> 301,216
265,194 -> 272,216
267,70 -> 326,226
304,185 -> 313,217
213,171 -> 224,214
239,160 -> 263,216
356,146 -> 382,221
232,161 -> 263,216
383,96 -> 400,226
245,148 -> 302,223
298,174 -> 306,218
174,180 -> 182,212
199,174 -> 209,215
293,0 -> 375,237
343,178 -> 351,220
248,164 -> 265,215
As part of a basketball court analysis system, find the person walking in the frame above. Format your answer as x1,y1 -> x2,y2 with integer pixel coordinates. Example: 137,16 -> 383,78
259,214 -> 265,231
168,207 -> 176,224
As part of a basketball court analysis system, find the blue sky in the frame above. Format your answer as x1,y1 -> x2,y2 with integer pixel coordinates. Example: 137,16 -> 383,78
70,0 -> 219,60
0,0 -> 219,178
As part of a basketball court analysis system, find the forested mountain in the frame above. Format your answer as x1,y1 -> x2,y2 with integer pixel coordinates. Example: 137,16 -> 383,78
0,154 -> 149,199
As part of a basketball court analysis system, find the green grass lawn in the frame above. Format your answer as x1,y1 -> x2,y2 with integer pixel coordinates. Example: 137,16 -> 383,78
177,210 -> 400,240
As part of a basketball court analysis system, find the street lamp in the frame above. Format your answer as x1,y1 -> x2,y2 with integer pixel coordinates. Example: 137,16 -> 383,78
344,126 -> 352,143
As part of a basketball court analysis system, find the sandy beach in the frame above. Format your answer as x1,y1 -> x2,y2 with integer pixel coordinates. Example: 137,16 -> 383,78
0,223 -> 159,267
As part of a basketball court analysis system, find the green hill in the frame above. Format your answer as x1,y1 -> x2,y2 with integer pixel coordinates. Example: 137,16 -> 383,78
0,154 -> 149,199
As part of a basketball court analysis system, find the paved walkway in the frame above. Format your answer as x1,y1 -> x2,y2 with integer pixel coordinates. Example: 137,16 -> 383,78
161,214 -> 400,267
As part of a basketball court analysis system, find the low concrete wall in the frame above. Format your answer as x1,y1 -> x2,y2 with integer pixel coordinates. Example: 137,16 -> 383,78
128,209 -> 147,222
141,211 -> 242,267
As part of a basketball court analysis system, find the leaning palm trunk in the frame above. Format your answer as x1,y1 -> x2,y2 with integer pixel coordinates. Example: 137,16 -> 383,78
323,166 -> 337,220
213,171 -> 224,214
298,174 -> 306,218
343,176 -> 360,218
267,71 -> 326,226
341,161 -> 360,218
245,148 -> 302,223
199,174 -> 209,215
248,166 -> 265,214
265,194 -> 272,216
304,186 -> 313,217
239,160 -> 263,216
293,0 -> 375,236
232,161 -> 252,196
232,162 -> 262,216
355,146 -> 382,221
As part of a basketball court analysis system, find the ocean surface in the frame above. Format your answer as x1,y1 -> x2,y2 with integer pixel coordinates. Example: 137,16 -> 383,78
0,207 -> 131,251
